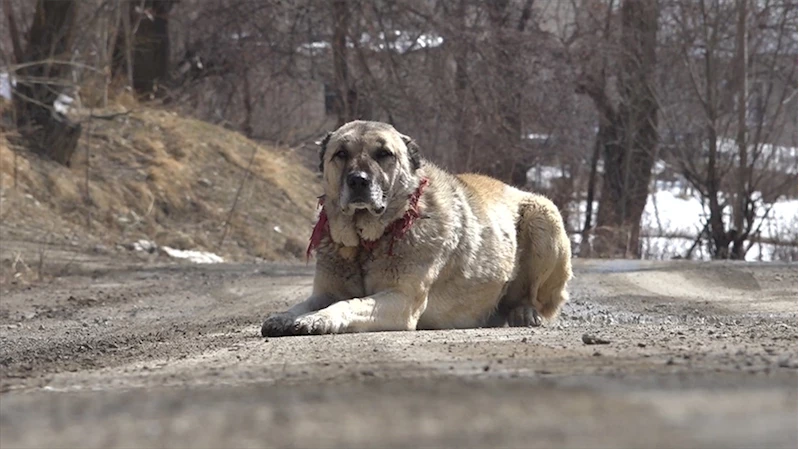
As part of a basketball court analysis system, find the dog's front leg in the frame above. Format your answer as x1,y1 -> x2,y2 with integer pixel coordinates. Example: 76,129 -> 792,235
262,246 -> 365,337
261,294 -> 338,337
291,289 -> 428,335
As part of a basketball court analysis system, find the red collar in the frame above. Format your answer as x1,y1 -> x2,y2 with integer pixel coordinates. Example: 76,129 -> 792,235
306,177 -> 429,261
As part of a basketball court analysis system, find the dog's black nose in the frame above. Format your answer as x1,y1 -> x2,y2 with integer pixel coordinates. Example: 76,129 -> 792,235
346,172 -> 370,190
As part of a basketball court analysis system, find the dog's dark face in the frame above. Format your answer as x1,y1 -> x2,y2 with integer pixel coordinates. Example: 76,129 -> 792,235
318,121 -> 421,217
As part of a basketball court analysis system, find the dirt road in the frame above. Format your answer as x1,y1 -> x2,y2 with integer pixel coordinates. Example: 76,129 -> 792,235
1,259 -> 796,448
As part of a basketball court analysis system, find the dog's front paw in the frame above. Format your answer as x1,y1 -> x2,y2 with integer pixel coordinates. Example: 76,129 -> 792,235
507,305 -> 542,328
292,312 -> 344,335
261,312 -> 296,337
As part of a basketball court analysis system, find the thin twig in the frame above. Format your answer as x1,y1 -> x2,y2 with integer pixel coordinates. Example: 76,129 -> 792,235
87,110 -> 133,121
217,144 -> 259,249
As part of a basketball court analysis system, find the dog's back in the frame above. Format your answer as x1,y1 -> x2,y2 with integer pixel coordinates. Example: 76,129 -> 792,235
422,170 -> 573,327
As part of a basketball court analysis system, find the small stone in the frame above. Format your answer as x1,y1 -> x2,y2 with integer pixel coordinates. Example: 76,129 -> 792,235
582,334 -> 611,345
521,337 -> 528,343
637,343 -> 646,348
92,244 -> 110,254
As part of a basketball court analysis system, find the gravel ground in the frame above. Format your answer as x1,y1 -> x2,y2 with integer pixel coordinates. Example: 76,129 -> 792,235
0,259 -> 796,448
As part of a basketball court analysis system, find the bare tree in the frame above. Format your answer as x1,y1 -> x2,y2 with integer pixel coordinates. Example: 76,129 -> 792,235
485,0 -> 536,186
112,0 -> 178,96
660,0 -> 797,259
731,0 -> 748,259
1,0 -> 793,262
9,0 -> 82,166
574,0 -> 660,258
332,0 -> 357,127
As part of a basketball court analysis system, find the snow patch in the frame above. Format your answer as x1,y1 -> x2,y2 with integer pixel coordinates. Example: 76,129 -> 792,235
53,93 -> 75,114
0,72 -> 12,100
711,138 -> 797,174
569,178 -> 797,262
132,239 -> 157,253
642,183 -> 706,236
526,165 -> 563,189
297,31 -> 443,55
127,239 -> 224,264
523,133 -> 551,141
161,247 -> 224,264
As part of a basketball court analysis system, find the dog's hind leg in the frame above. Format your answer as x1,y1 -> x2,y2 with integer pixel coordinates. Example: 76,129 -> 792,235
507,304 -> 542,327
497,257 -> 543,328
504,195 -> 572,326
501,274 -> 544,328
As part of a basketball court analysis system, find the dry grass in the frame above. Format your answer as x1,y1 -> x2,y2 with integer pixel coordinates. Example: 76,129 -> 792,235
0,103 -> 321,266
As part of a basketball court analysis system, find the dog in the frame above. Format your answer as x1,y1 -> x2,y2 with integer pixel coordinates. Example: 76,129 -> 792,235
261,120 -> 573,337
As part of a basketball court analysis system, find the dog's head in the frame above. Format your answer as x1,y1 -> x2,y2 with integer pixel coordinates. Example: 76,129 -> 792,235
317,121 -> 422,218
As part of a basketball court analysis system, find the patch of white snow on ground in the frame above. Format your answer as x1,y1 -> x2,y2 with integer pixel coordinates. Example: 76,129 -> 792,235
161,247 -> 224,264
566,182 -> 797,261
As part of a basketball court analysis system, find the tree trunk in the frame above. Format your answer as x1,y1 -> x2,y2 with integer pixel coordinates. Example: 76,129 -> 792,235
112,0 -> 177,96
12,0 -> 82,166
2,0 -> 24,64
487,0 -> 525,186
332,0 -> 356,127
579,131 -> 603,257
593,0 -> 659,258
730,0 -> 749,260
594,118 -> 627,256
241,69 -> 253,138
510,162 -> 529,187
453,0 -> 474,173
706,124 -> 730,259
699,2 -> 730,260
453,51 -> 473,173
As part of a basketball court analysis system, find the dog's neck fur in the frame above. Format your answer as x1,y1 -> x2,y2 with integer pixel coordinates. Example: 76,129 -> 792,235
306,176 -> 429,260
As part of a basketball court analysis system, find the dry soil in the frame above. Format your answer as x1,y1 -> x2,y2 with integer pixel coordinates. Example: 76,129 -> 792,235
0,259 -> 797,448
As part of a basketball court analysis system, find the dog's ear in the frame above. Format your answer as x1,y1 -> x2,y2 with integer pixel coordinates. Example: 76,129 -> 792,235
399,134 -> 421,171
316,132 -> 332,173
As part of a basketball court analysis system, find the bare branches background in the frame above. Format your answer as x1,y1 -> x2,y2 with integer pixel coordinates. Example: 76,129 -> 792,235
1,0 -> 796,261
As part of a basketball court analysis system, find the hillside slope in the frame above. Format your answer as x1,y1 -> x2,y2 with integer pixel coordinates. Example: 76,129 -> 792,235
1,106 -> 321,282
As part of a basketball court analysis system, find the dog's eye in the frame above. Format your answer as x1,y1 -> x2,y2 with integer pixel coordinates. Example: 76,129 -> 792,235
333,149 -> 347,160
375,148 -> 393,160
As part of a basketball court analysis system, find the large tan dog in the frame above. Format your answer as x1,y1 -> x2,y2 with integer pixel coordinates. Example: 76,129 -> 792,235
261,121 -> 572,337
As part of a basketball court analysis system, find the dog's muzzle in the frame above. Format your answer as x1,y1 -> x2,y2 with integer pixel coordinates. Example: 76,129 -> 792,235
342,171 -> 386,215
346,171 -> 371,193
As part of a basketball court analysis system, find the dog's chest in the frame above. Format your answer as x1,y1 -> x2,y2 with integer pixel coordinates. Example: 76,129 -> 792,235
356,250 -> 403,295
